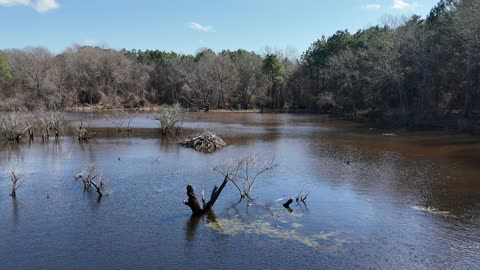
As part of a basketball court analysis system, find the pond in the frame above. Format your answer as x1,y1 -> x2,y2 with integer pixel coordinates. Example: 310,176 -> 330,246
1,112 -> 479,269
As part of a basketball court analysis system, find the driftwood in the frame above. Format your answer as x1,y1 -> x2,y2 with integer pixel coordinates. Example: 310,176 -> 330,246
183,176 -> 228,215
180,131 -> 227,153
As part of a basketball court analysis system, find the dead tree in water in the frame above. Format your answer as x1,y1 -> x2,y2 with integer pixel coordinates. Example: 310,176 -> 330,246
5,163 -> 29,198
0,112 -> 31,142
75,163 -> 104,198
213,154 -> 278,201
183,175 -> 228,215
155,103 -> 186,136
38,109 -> 64,141
105,109 -> 136,132
9,170 -> 20,198
76,118 -> 96,141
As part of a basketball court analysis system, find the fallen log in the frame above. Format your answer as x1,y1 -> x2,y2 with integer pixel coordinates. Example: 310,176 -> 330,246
180,131 -> 227,153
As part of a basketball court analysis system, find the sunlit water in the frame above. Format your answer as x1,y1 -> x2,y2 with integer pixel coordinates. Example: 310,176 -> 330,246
1,112 -> 479,269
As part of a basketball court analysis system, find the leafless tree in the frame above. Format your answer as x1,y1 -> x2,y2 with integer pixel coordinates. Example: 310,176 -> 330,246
230,51 -> 265,109
75,163 -> 105,198
213,153 -> 278,200
0,111 -> 31,142
212,55 -> 237,108
38,108 -> 65,140
155,103 -> 185,136
5,162 -> 30,198
105,109 -> 136,132
76,113 -> 96,141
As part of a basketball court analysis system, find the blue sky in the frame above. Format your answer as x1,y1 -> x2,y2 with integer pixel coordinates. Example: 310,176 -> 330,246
0,0 -> 439,55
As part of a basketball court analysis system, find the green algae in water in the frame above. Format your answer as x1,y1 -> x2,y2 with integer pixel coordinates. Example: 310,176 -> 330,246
207,215 -> 339,249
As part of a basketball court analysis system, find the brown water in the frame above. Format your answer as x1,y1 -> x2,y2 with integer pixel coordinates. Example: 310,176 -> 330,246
1,112 -> 479,270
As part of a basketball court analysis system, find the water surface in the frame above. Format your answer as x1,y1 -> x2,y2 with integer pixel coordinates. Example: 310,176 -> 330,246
1,112 -> 479,269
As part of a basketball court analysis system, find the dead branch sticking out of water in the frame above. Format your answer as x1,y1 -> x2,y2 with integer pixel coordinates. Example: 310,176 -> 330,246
180,131 -> 227,153
296,193 -> 308,204
213,154 -> 278,201
76,119 -> 96,141
183,176 -> 228,216
105,109 -> 136,132
9,170 -> 20,198
75,163 -> 104,198
5,163 -> 29,199
155,103 -> 186,136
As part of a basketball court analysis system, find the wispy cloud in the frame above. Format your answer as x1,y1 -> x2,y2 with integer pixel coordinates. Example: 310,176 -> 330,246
189,22 -> 215,32
0,0 -> 59,13
392,0 -> 419,10
364,3 -> 381,9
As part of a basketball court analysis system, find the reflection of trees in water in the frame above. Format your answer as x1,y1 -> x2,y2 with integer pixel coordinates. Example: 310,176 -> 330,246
78,140 -> 97,163
11,197 -> 19,225
307,139 -> 480,218
185,215 -> 201,243
0,141 -> 26,162
41,139 -> 63,156
158,137 -> 181,155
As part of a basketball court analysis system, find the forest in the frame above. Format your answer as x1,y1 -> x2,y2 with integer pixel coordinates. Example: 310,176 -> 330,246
0,0 -> 479,129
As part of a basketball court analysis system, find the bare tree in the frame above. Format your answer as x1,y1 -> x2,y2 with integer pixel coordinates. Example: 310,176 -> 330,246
75,163 -> 105,198
105,109 -> 136,132
76,114 -> 96,141
213,153 -> 278,200
5,47 -> 54,100
38,108 -> 65,140
212,55 -> 237,108
0,111 -> 31,142
230,50 -> 265,109
182,50 -> 217,111
155,103 -> 185,136
5,162 -> 30,198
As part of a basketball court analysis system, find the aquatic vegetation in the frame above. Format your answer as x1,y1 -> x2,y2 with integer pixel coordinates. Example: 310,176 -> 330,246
207,214 -> 338,249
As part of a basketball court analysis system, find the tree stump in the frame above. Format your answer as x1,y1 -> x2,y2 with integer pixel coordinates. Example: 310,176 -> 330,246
183,176 -> 228,215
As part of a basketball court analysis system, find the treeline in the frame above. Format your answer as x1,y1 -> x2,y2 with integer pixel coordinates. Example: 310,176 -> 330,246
0,0 -> 479,128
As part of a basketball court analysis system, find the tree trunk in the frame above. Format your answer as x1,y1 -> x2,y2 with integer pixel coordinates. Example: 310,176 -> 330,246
183,176 -> 228,216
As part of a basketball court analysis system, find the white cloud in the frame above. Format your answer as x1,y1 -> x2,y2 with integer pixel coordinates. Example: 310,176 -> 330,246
0,0 -> 59,13
392,0 -> 419,10
189,22 -> 215,32
0,0 -> 29,7
364,3 -> 381,9
33,0 -> 59,13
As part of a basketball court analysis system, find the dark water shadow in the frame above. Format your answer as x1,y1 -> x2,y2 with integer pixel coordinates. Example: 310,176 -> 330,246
11,197 -> 19,225
185,211 -> 217,244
